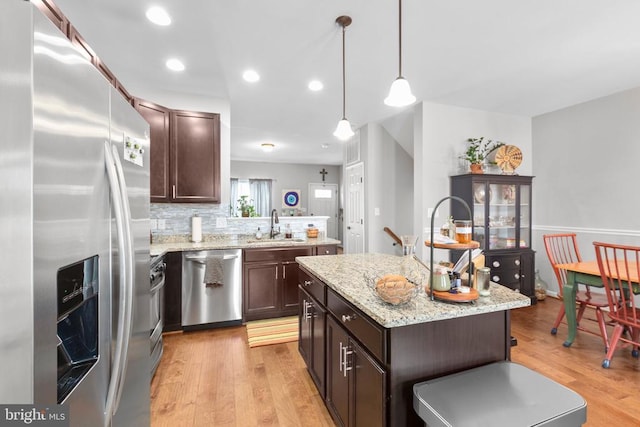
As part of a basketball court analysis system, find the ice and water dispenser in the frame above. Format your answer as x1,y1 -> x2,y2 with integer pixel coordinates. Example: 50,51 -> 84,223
56,255 -> 99,403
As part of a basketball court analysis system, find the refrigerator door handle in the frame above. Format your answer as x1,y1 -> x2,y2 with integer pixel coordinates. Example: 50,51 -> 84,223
110,144 -> 136,416
103,141 -> 135,423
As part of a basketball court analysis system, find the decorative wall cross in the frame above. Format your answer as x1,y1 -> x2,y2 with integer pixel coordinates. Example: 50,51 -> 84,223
319,168 -> 328,182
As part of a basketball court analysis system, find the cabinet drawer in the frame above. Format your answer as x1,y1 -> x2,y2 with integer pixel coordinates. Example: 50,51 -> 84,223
299,270 -> 326,304
244,247 -> 313,263
488,255 -> 521,270
327,289 -> 386,363
316,245 -> 337,255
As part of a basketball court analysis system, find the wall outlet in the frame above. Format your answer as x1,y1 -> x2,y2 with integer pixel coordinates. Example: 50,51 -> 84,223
157,219 -> 166,230
374,207 -> 380,216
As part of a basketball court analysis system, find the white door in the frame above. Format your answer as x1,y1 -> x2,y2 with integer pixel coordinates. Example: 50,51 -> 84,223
308,183 -> 338,239
346,163 -> 364,253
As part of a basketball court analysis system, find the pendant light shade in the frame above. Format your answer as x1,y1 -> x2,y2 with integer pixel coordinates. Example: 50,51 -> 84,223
334,118 -> 354,141
385,77 -> 416,107
385,0 -> 415,107
334,15 -> 354,141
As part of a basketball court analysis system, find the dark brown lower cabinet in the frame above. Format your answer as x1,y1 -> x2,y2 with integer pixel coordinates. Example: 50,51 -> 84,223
243,247 -> 313,321
326,316 -> 386,427
298,286 -> 326,397
162,251 -> 182,332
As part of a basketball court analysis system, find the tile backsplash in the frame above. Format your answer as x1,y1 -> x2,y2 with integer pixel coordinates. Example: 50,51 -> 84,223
151,203 -> 327,240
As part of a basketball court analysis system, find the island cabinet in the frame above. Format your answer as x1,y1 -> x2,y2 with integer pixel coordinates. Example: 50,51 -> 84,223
298,270 -> 327,397
298,262 -> 517,427
326,314 -> 386,427
243,247 -> 313,321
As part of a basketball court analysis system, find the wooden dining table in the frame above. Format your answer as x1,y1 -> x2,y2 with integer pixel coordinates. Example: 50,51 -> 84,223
556,260 -> 640,347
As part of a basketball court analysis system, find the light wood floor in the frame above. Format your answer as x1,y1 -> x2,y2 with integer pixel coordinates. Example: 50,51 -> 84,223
151,297 -> 640,426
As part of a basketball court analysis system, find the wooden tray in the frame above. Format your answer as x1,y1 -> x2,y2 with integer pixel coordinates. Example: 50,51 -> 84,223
424,240 -> 480,250
431,287 -> 479,303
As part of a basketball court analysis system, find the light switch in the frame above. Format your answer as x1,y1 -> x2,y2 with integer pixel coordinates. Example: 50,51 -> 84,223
374,207 -> 380,216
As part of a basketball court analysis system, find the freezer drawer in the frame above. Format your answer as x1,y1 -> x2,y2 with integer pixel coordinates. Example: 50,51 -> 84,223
181,249 -> 242,328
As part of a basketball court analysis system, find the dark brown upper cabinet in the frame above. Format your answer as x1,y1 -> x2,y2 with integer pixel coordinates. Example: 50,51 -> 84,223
134,99 -> 171,202
135,99 -> 221,203
170,110 -> 221,203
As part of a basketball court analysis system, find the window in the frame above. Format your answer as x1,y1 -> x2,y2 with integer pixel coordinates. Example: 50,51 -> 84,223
314,188 -> 333,199
230,178 -> 272,217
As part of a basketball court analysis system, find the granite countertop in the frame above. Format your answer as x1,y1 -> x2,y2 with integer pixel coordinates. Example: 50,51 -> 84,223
296,253 -> 531,328
150,235 -> 341,257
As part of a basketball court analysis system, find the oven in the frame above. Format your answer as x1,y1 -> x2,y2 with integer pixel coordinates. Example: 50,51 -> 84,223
150,255 -> 165,377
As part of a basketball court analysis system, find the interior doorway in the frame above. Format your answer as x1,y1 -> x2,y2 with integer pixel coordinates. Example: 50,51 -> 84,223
345,162 -> 364,254
308,183 -> 338,239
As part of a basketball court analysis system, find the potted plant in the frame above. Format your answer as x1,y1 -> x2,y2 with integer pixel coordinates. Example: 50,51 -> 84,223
460,137 -> 505,174
237,195 -> 258,217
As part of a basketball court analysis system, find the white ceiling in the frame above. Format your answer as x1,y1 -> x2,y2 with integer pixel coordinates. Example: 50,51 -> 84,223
53,0 -> 640,165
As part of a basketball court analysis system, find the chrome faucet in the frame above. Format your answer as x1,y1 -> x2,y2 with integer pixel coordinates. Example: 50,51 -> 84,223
270,209 -> 280,239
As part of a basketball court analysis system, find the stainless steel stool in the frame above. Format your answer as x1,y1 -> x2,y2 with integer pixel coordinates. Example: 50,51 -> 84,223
413,361 -> 586,427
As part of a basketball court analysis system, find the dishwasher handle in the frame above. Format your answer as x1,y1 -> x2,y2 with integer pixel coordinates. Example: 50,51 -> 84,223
184,254 -> 239,262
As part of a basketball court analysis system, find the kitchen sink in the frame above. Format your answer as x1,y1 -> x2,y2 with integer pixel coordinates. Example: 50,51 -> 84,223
245,238 -> 306,244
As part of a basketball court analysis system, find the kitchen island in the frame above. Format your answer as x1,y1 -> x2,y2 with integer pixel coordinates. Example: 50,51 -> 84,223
296,253 -> 530,427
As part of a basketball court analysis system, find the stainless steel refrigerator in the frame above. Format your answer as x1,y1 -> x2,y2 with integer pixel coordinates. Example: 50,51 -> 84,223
1,2 -> 150,425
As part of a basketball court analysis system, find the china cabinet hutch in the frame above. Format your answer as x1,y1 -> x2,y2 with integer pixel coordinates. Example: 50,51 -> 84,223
450,174 -> 536,302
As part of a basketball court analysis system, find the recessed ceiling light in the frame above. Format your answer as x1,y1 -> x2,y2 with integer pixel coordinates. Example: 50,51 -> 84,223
166,58 -> 185,71
308,80 -> 323,91
146,7 -> 171,26
321,144 -> 329,149
261,143 -> 274,152
243,70 -> 260,83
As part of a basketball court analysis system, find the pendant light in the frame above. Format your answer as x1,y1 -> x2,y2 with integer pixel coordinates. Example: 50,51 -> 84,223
384,0 -> 416,107
333,15 -> 355,141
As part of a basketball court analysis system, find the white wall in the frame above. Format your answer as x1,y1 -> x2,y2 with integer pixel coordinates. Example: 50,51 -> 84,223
230,161 -> 340,216
532,87 -> 640,294
360,122 -> 414,255
416,101 -> 533,262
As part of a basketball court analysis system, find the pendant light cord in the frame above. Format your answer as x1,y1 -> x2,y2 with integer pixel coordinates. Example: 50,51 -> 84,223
341,24 -> 346,120
398,0 -> 403,78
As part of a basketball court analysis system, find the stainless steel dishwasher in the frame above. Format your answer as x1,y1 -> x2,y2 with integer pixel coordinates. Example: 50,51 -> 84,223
182,249 -> 242,329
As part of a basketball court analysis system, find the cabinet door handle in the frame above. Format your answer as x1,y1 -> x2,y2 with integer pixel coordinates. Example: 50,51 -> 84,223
493,260 -> 501,268
305,301 -> 313,320
282,266 -> 286,280
343,345 -> 353,377
172,184 -> 176,199
342,314 -> 355,323
514,259 -> 521,266
303,280 -> 312,287
514,273 -> 520,280
339,342 -> 344,373
492,275 -> 500,282
302,299 -> 308,321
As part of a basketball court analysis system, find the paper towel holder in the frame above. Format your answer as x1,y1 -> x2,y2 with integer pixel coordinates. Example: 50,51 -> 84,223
191,213 -> 203,243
